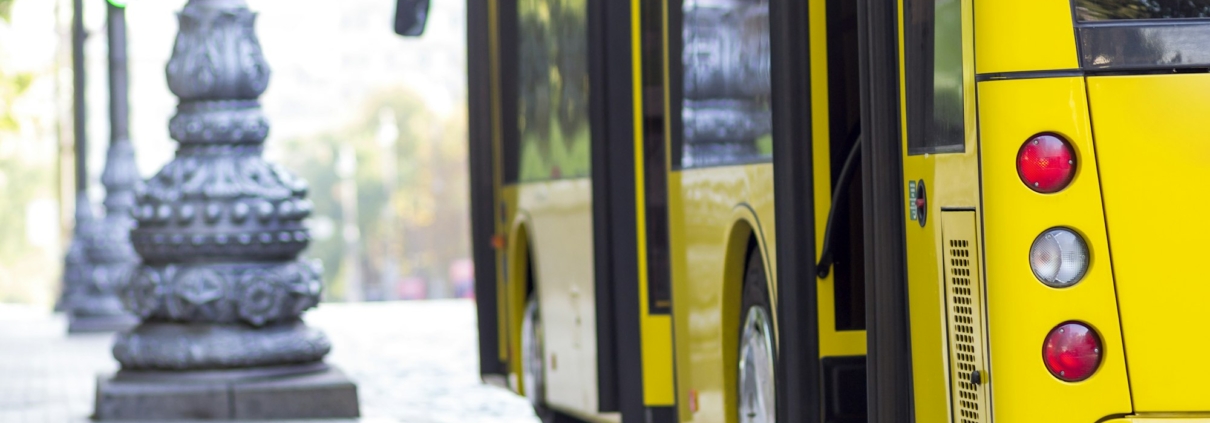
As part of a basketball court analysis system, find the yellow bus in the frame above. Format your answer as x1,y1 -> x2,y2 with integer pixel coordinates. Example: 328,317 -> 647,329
451,0 -> 1210,421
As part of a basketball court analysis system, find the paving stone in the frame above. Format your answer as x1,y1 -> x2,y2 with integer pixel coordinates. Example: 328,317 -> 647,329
0,301 -> 539,422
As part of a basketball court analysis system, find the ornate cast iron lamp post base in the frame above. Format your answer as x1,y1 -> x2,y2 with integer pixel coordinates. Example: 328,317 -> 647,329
94,0 -> 358,419
60,0 -> 140,335
62,192 -> 141,334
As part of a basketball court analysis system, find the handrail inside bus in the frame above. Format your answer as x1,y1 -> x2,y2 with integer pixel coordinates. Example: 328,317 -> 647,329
816,128 -> 862,280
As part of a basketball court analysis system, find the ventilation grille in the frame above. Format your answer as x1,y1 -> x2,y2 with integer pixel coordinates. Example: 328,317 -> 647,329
942,212 -> 990,423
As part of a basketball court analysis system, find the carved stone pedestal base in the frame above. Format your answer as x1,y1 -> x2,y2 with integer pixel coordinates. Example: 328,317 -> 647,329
94,364 -> 359,420
67,313 -> 139,334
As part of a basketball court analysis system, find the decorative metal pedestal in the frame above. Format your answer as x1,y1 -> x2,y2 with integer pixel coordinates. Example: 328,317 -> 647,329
94,0 -> 358,419
69,130 -> 142,334
61,191 -> 138,334
59,0 -> 139,334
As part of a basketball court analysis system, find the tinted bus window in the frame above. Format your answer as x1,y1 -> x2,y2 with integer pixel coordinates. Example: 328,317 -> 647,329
681,0 -> 771,168
1076,0 -> 1210,21
905,0 -> 963,155
517,0 -> 590,181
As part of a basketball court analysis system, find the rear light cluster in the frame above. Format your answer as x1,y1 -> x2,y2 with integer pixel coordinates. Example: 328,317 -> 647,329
1043,322 -> 1102,382
1017,134 -> 1102,382
1017,134 -> 1076,193
1029,228 -> 1089,288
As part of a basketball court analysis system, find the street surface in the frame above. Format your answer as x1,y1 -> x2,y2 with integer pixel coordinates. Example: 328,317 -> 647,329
0,300 -> 539,423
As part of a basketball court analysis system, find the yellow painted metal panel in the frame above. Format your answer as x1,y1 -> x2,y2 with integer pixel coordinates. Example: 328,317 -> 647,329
973,0 -> 1078,73
667,164 -> 775,423
941,212 -> 990,423
1086,74 -> 1210,412
1104,417 -> 1210,423
978,77 -> 1131,422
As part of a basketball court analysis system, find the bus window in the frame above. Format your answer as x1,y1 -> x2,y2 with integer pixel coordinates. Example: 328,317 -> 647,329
517,0 -> 591,181
905,0 -> 963,155
679,0 -> 771,168
1075,0 -> 1210,21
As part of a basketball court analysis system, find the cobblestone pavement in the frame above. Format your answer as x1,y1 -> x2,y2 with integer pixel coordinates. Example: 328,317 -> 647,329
0,300 -> 540,423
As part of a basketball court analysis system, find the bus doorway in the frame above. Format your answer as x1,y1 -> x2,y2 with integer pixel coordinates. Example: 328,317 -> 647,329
772,0 -> 911,421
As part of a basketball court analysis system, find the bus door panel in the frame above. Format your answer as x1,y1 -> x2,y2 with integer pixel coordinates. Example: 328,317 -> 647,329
468,0 -> 507,383
899,0 -> 984,421
808,0 -> 869,419
809,0 -> 867,361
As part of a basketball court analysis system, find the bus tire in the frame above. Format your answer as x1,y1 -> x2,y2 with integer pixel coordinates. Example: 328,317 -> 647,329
521,296 -> 551,420
738,248 -> 776,423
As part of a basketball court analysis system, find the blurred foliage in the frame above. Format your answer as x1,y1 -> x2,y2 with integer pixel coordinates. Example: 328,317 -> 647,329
517,0 -> 591,181
280,87 -> 469,301
0,0 -> 60,306
0,71 -> 33,131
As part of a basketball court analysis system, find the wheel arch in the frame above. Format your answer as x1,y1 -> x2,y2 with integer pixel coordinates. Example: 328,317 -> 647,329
720,208 -> 775,421
506,213 -> 536,397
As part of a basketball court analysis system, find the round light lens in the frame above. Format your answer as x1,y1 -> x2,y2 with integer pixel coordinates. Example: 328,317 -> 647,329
1017,134 -> 1076,193
1029,228 -> 1089,288
1043,322 -> 1102,382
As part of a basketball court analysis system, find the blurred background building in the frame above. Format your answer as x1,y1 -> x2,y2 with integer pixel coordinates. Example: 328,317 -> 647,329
0,0 -> 472,307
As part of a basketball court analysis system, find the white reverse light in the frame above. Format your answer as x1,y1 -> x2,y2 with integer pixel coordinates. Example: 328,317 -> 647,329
1029,228 -> 1089,288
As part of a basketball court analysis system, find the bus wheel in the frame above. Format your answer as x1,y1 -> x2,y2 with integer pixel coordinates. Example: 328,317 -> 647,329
738,250 -> 776,423
521,296 -> 548,418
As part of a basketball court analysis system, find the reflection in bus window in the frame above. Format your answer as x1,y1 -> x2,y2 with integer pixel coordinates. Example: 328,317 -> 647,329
682,0 -> 771,168
905,0 -> 964,155
517,0 -> 590,181
1075,0 -> 1210,21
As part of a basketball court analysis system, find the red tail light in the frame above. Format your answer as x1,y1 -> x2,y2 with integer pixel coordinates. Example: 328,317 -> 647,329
1017,134 -> 1076,193
1043,322 -> 1102,382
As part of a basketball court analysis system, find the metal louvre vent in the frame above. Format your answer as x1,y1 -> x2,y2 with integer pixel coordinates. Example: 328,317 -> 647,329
942,212 -> 990,423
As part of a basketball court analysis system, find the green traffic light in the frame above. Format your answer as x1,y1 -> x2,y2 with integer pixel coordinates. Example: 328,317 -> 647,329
107,0 -> 128,8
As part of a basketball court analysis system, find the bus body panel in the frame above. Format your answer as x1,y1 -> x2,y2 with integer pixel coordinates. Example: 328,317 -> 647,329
1102,417 -> 1210,422
514,178 -> 602,416
1086,73 -> 1210,413
667,163 -> 776,423
972,0 -> 1079,74
977,76 -> 1132,422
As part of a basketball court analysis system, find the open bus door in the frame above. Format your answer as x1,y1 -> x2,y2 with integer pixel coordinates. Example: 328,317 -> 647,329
463,0 -> 509,383
769,0 -> 912,421
464,0 -> 671,420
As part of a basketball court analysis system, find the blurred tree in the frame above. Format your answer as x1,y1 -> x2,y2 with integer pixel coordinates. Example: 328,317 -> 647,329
0,0 -> 62,306
280,87 -> 469,302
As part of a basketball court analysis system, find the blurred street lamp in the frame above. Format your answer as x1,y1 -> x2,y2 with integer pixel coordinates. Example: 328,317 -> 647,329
60,0 -> 140,333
